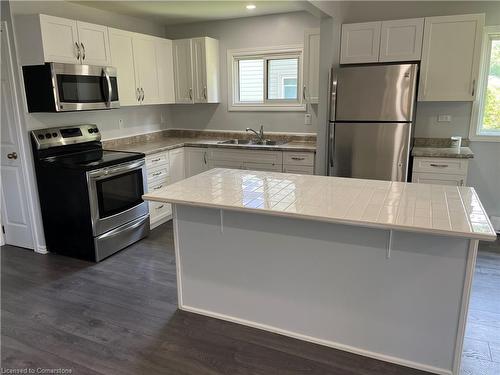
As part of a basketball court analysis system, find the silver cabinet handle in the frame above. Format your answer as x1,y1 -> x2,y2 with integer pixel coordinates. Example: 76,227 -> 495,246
81,42 -> 86,61
430,163 -> 448,168
75,42 -> 81,61
291,157 -> 305,161
136,88 -> 141,101
303,85 -> 307,101
203,86 -> 207,100
7,152 -> 18,160
152,171 -> 162,176
153,184 -> 163,190
203,151 -> 207,165
151,158 -> 161,163
471,79 -> 476,96
142,88 -> 145,102
189,88 -> 193,100
156,204 -> 165,210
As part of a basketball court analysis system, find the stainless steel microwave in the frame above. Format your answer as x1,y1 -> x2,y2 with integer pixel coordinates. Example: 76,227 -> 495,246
22,62 -> 120,112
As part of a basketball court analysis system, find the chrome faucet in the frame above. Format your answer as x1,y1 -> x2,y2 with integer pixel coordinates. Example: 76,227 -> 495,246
246,125 -> 265,143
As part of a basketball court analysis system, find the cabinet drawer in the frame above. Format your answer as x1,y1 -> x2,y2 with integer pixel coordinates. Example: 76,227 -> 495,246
148,179 -> 169,194
146,152 -> 169,168
149,200 -> 172,219
283,152 -> 315,166
283,165 -> 315,175
210,149 -> 282,165
412,172 -> 466,186
147,164 -> 169,183
412,157 -> 468,175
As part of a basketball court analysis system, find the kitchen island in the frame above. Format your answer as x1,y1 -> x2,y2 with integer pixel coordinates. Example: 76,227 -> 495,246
143,169 -> 497,375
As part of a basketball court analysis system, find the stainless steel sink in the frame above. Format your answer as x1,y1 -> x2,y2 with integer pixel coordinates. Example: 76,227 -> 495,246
217,139 -> 286,146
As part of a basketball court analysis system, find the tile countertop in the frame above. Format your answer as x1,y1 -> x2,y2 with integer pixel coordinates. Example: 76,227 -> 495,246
412,146 -> 474,159
107,137 -> 316,155
143,168 -> 497,242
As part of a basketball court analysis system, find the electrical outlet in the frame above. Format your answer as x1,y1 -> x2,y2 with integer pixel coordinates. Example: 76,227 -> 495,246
118,119 -> 124,129
437,114 -> 452,122
304,113 -> 312,125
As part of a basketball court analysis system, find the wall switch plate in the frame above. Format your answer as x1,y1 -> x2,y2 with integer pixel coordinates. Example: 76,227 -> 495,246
304,113 -> 312,125
438,114 -> 452,122
118,119 -> 124,129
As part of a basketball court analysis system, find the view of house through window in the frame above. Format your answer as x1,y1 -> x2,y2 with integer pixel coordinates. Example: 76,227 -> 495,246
232,49 -> 302,109
478,33 -> 500,135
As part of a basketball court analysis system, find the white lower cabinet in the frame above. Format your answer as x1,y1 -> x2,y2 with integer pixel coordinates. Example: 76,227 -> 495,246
146,148 -> 186,228
412,157 -> 469,186
184,147 -> 210,177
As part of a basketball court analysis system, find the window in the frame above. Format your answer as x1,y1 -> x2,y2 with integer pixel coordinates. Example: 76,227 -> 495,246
228,46 -> 305,111
471,26 -> 500,141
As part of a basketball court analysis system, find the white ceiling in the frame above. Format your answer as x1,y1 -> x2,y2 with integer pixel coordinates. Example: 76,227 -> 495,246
71,1 -> 314,26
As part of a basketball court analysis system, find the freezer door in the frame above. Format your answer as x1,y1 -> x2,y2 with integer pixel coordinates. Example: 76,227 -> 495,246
335,64 -> 418,122
333,122 -> 412,182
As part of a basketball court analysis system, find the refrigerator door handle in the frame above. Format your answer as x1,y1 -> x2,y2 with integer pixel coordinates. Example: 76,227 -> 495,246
329,68 -> 337,122
328,123 -> 335,171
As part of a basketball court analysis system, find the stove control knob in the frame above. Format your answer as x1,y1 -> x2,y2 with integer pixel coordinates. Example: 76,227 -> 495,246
52,132 -> 58,138
37,134 -> 45,140
93,128 -> 99,133
45,133 -> 52,139
88,128 -> 94,134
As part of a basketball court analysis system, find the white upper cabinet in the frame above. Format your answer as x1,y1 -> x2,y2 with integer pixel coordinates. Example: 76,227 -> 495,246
340,22 -> 381,64
133,35 -> 161,105
173,37 -> 220,104
379,18 -> 424,62
418,14 -> 484,101
75,21 -> 111,65
341,19 -> 424,64
155,38 -> 175,104
303,28 -> 320,104
17,14 -> 110,65
39,14 -> 80,64
173,39 -> 194,103
109,29 -> 175,106
108,28 -> 138,106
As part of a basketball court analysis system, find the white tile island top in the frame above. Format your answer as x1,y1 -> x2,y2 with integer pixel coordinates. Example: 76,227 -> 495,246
143,168 -> 496,241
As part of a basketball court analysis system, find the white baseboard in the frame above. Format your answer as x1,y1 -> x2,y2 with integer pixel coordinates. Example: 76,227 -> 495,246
180,304 -> 452,375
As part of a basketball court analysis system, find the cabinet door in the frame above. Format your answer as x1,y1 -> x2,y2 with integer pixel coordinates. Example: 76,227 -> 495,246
133,35 -> 161,105
412,172 -> 466,186
418,14 -> 484,101
173,39 -> 194,103
155,38 -> 175,104
303,29 -> 320,104
184,148 -> 209,177
169,148 -> 185,183
243,162 -> 283,172
204,37 -> 220,103
340,22 -> 381,64
192,38 -> 207,103
379,18 -> 424,62
39,14 -> 80,64
76,21 -> 111,66
108,28 -> 139,106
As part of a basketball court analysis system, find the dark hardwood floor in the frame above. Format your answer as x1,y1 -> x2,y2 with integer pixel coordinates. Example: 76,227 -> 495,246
1,222 -> 499,375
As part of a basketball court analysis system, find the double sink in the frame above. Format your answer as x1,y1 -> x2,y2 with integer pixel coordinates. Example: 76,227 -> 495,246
218,139 -> 286,146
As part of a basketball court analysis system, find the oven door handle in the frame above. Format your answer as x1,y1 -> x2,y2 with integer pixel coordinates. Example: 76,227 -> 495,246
103,68 -> 112,108
88,159 -> 145,179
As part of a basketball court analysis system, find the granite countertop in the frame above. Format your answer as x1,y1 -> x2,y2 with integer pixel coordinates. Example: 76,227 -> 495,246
143,168 -> 497,241
107,137 -> 317,155
411,146 -> 474,159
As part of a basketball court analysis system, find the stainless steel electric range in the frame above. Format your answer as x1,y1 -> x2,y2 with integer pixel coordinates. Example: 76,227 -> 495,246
31,124 -> 149,261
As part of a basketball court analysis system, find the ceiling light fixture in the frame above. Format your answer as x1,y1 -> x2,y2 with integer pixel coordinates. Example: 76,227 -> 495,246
246,4 -> 256,10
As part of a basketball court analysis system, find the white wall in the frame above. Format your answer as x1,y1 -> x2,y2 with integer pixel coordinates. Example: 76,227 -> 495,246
164,11 -> 320,133
311,1 -> 500,217
9,0 -> 171,140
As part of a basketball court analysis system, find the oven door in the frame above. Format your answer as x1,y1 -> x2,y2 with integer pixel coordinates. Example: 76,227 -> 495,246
87,159 -> 148,236
52,63 -> 120,111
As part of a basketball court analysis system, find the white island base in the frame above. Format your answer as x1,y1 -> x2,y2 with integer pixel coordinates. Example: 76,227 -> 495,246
172,204 -> 477,375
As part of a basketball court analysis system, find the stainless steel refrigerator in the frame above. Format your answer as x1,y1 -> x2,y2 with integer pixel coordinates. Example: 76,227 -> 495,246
328,63 -> 418,181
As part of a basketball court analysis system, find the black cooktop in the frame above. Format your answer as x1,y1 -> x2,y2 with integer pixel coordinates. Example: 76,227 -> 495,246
41,149 -> 145,170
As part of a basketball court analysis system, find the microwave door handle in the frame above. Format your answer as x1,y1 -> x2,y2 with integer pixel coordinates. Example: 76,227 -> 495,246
103,68 -> 112,107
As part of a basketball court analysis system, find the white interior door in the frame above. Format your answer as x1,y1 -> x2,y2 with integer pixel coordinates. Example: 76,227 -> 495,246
1,23 -> 34,249
76,21 -> 111,66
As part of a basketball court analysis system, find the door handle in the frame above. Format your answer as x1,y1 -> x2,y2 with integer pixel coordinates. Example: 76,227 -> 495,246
141,88 -> 145,102
471,79 -> 475,96
203,86 -> 207,100
81,42 -> 86,61
75,42 -> 81,61
7,152 -> 18,160
189,88 -> 193,100
303,85 -> 307,101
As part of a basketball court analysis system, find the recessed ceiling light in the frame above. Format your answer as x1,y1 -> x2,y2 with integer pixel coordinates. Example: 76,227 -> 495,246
246,4 -> 256,10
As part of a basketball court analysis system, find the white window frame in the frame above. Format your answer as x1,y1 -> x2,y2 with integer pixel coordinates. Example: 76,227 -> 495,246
470,26 -> 500,142
227,45 -> 305,112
